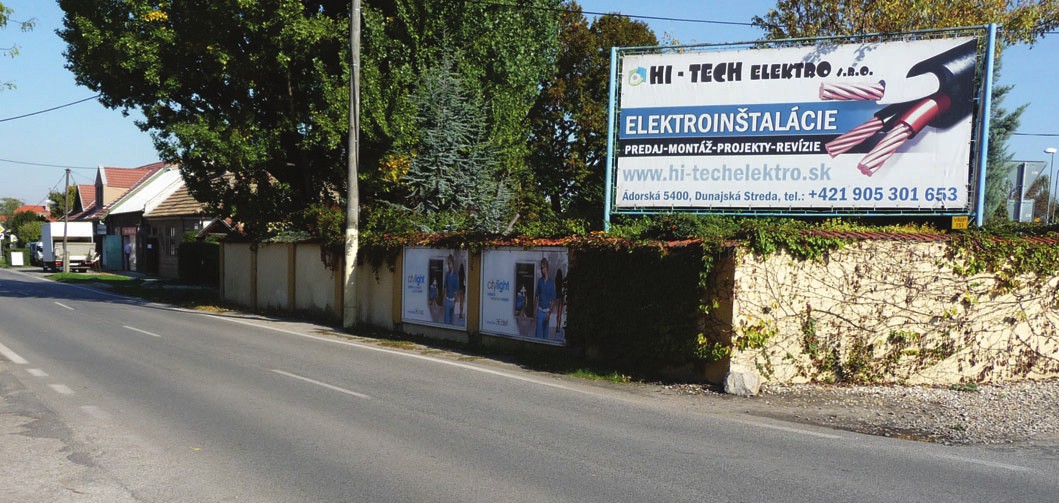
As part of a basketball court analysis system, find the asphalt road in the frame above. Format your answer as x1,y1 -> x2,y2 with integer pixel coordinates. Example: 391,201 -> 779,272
1,267 -> 1057,502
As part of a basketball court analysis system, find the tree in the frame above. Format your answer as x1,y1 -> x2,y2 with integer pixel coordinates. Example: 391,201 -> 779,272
359,0 -> 560,216
1,2 -> 36,90
0,197 -> 22,220
60,1 -> 349,238
47,186 -> 78,220
752,0 -> 1059,46
401,54 -> 510,233
8,210 -> 44,244
983,61 -> 1027,222
526,2 -> 657,223
61,0 -> 560,238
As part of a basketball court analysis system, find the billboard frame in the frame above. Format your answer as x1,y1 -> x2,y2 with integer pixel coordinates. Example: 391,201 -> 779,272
604,25 -> 997,229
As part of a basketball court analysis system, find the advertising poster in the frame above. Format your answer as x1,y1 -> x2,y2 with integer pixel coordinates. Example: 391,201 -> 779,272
480,248 -> 568,346
615,37 -> 979,211
402,247 -> 469,330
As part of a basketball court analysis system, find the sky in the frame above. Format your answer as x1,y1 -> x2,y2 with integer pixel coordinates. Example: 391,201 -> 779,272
0,0 -> 1056,205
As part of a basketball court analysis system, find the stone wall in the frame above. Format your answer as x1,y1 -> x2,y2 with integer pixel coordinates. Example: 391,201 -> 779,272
728,240 -> 1059,385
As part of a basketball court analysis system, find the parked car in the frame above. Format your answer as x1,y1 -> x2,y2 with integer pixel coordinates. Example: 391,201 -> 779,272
28,241 -> 43,266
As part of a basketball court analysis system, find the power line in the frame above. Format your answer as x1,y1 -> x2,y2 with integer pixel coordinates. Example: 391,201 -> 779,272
0,94 -> 102,123
0,158 -> 96,170
1013,132 -> 1059,137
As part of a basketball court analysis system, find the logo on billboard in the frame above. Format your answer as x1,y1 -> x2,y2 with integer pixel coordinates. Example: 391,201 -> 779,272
627,67 -> 647,86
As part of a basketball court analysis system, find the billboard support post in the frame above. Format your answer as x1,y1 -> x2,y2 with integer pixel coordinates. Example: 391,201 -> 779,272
604,46 -> 618,232
974,23 -> 997,227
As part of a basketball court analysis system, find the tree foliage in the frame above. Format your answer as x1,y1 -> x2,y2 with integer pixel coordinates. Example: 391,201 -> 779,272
0,1 -> 35,90
0,197 -> 22,220
983,61 -> 1027,222
400,54 -> 511,233
60,0 -> 560,239
526,2 -> 656,224
359,0 -> 560,217
60,0 -> 350,238
752,0 -> 1059,46
47,186 -> 78,220
8,210 -> 44,244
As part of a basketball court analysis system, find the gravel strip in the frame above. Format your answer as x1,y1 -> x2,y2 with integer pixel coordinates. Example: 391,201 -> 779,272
665,378 -> 1059,446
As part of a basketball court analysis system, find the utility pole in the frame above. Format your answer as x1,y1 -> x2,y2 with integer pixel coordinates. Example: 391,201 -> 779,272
343,0 -> 361,329
62,168 -> 70,273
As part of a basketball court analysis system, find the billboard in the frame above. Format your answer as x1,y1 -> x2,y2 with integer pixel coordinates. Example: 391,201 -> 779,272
614,37 -> 980,212
480,248 -> 568,346
402,247 -> 469,330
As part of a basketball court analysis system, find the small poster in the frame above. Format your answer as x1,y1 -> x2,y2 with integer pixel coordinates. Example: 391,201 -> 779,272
481,248 -> 568,345
402,247 -> 469,329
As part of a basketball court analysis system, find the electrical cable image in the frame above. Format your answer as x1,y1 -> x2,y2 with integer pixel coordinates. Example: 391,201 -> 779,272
823,39 -> 978,177
819,81 -> 886,101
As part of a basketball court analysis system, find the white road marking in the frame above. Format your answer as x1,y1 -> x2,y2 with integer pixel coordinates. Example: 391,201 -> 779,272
54,302 -> 75,311
123,325 -> 162,338
932,453 -> 1031,473
27,368 -> 48,377
211,315 -> 601,397
745,421 -> 844,439
271,370 -> 371,399
81,406 -> 112,421
49,384 -> 75,395
0,342 -> 29,364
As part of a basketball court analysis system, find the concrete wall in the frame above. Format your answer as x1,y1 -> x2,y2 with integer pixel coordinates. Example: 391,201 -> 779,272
356,262 -> 396,330
222,243 -> 254,308
220,240 -> 1059,386
294,243 -> 338,315
221,242 -> 394,326
728,240 -> 1059,385
256,244 -> 291,310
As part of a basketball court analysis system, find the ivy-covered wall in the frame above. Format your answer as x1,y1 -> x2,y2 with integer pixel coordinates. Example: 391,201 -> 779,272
730,240 -> 1059,385
566,243 -> 706,375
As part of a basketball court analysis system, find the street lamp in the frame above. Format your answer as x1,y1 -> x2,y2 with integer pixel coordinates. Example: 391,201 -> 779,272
1047,147 -> 1057,224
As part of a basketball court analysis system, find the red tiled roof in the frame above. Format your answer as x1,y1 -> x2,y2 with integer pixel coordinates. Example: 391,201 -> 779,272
101,164 -> 161,189
14,205 -> 48,216
77,184 -> 96,211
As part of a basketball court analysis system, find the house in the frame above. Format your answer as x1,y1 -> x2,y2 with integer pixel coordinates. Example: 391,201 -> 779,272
101,164 -> 215,278
72,163 -> 166,267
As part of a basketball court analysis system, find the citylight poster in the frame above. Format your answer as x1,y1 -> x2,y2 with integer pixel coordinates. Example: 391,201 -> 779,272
480,248 -> 568,346
615,37 -> 979,211
402,247 -> 469,330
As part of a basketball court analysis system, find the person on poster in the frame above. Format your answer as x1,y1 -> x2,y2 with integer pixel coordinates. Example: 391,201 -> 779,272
443,254 -> 460,325
553,267 -> 565,340
535,257 -> 556,339
458,262 -> 466,321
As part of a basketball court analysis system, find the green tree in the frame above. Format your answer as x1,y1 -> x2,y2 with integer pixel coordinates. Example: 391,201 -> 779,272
8,210 -> 44,244
1,1 -> 36,89
47,186 -> 78,220
983,62 -> 1027,222
360,0 -> 560,215
0,197 -> 22,220
752,0 -> 1058,46
401,54 -> 510,233
61,0 -> 351,238
61,0 -> 560,238
526,2 -> 657,223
